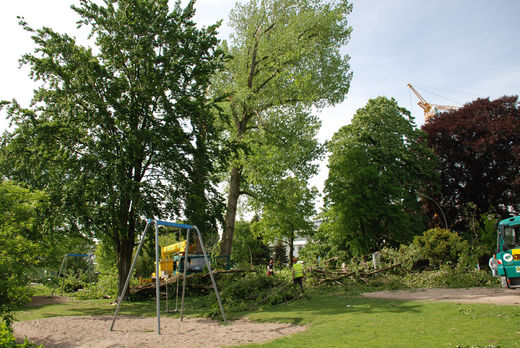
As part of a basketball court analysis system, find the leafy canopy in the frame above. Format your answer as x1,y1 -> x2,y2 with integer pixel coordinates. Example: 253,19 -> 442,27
0,0 -> 225,296
252,177 -> 317,252
217,0 -> 353,255
422,96 -> 520,232
322,97 -> 439,257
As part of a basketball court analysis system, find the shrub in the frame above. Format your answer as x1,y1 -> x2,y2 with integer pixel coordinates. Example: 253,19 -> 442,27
202,268 -> 302,317
412,228 -> 471,269
0,320 -> 15,346
78,271 -> 118,300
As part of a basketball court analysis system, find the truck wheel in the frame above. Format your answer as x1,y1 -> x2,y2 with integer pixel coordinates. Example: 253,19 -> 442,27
501,276 -> 510,289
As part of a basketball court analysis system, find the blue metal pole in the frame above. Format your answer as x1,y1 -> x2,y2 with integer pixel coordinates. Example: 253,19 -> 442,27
154,220 -> 161,335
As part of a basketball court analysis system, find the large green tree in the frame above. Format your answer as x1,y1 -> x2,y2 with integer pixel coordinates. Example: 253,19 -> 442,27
252,177 -> 317,265
0,0 -> 224,297
322,97 -> 439,257
216,0 -> 353,255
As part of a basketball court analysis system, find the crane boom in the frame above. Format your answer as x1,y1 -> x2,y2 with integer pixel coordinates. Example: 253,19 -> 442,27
407,83 -> 459,121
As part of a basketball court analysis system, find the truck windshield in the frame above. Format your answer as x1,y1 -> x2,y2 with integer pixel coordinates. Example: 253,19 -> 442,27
504,226 -> 520,248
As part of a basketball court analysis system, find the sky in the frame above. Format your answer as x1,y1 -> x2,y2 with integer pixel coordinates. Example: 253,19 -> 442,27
1,0 -> 519,206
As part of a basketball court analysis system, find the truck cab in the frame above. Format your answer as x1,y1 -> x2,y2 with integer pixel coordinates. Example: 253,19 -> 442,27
492,216 -> 520,288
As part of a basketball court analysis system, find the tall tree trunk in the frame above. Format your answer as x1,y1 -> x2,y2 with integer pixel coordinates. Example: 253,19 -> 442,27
289,229 -> 295,266
116,201 -> 136,300
187,155 -> 208,254
117,237 -> 134,299
221,166 -> 241,255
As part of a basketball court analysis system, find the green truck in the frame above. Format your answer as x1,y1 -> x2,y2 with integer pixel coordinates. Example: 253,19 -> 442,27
490,216 -> 520,288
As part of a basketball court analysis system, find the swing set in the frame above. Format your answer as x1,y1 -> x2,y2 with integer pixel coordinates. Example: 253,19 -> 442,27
51,253 -> 94,297
110,219 -> 226,335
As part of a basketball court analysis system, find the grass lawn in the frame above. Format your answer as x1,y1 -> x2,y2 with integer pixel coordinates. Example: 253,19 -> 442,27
14,288 -> 520,347
240,290 -> 520,347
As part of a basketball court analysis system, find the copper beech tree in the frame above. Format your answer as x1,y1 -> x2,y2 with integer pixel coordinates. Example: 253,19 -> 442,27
422,96 -> 520,232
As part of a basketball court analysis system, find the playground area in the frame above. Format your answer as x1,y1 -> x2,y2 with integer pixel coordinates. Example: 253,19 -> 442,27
14,312 -> 306,348
13,287 -> 520,347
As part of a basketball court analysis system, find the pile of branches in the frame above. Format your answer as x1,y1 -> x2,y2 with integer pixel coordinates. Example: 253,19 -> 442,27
127,263 -> 402,303
308,263 -> 402,286
128,270 -> 250,300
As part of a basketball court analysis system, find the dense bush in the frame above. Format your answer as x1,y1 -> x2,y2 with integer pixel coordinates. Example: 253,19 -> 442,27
231,221 -> 270,267
0,181 -> 46,328
78,271 -> 118,300
205,269 -> 301,316
299,234 -> 498,295
412,228 -> 472,269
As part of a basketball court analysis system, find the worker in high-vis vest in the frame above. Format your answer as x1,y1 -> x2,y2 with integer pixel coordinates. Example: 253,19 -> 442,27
292,258 -> 304,294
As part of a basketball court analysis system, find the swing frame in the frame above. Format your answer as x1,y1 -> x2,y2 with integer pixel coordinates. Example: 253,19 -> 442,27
51,253 -> 93,297
109,219 -> 226,335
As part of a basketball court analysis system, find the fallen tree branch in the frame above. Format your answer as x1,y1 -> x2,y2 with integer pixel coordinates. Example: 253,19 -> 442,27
129,269 -> 254,294
316,263 -> 401,284
309,268 -> 355,276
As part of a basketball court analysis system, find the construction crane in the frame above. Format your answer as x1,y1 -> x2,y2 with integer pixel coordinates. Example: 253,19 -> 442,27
407,83 -> 459,121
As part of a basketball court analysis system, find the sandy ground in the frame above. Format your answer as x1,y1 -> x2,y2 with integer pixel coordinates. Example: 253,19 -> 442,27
362,287 -> 520,305
15,288 -> 520,347
14,315 -> 306,348
14,296 -> 305,348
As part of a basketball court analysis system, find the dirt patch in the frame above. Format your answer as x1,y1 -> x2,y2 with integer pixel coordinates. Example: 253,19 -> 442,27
362,287 -> 520,305
26,296 -> 70,307
14,315 -> 306,348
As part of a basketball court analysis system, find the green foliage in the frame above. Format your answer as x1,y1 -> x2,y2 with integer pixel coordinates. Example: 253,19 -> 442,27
353,268 -> 498,292
79,271 -> 118,300
297,241 -> 330,267
93,240 -> 117,276
322,97 -> 439,258
0,181 -> 47,326
478,214 -> 500,254
252,177 -> 317,262
231,220 -> 270,267
58,270 -> 89,293
0,321 -> 15,346
218,0 -> 353,255
45,236 -> 95,273
205,269 -> 300,316
413,228 -> 471,269
1,0 -> 225,297
459,212 -> 500,264
272,243 -> 289,266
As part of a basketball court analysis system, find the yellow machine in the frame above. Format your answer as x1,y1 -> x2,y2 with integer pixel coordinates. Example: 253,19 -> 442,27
139,240 -> 197,284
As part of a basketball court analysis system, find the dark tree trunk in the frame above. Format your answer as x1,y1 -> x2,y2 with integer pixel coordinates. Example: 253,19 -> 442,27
115,200 -> 136,300
289,230 -> 295,267
221,166 -> 241,256
117,236 -> 135,299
